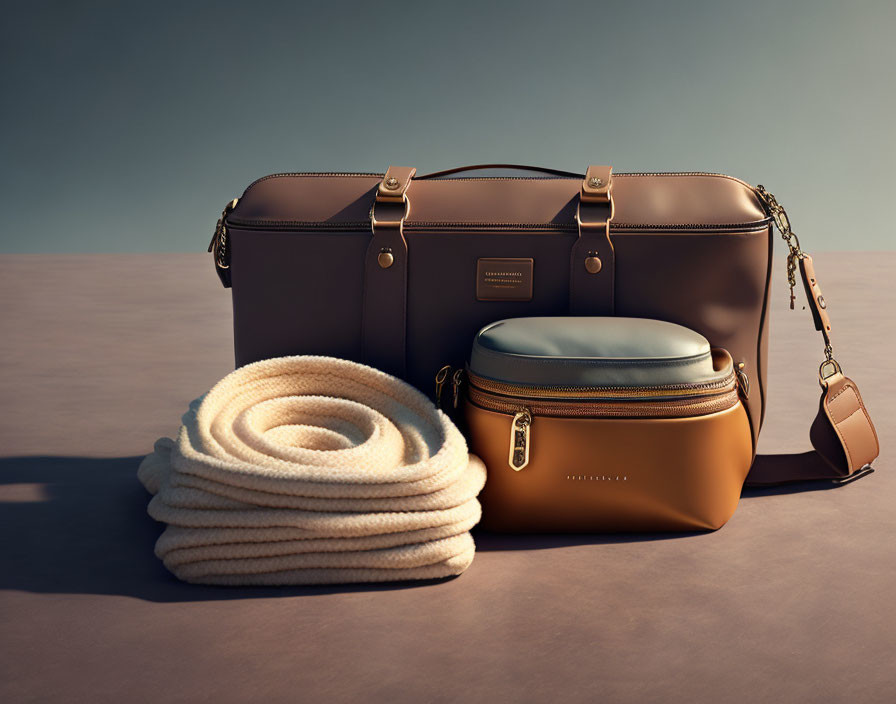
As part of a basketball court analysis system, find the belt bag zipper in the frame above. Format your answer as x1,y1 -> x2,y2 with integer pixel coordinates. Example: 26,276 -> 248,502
463,370 -> 741,472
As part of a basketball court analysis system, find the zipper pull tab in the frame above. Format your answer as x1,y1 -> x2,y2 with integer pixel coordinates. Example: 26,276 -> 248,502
508,409 -> 532,471
452,369 -> 464,409
735,361 -> 750,399
209,198 -> 239,288
434,365 -> 452,408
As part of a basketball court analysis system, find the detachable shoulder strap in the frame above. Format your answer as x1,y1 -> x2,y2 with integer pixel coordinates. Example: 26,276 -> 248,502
746,188 -> 879,486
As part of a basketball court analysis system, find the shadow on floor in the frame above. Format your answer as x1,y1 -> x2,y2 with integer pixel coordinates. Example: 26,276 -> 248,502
473,476 -> 845,550
0,455 -> 844,601
740,481 -> 840,497
0,455 -> 456,602
472,529 -> 700,551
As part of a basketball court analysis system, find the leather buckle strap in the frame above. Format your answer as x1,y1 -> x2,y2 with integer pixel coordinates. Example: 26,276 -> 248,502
371,165 -> 415,228
370,199 -> 410,230
580,164 -> 613,205
817,371 -> 879,475
576,165 -> 614,229
361,166 -> 417,378
799,254 -> 832,349
377,165 -> 415,202
570,165 -> 615,314
748,371 -> 879,486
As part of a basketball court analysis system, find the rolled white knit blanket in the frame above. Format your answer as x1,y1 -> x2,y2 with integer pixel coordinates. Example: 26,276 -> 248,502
138,356 -> 486,585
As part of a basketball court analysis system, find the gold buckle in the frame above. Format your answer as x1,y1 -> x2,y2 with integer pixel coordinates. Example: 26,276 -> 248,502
577,166 -> 614,226
819,357 -> 841,384
575,199 -> 615,229
371,166 -> 415,231
370,196 -> 410,231
756,185 -> 803,309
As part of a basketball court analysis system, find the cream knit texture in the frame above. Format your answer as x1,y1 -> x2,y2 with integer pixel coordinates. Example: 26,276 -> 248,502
138,356 -> 486,585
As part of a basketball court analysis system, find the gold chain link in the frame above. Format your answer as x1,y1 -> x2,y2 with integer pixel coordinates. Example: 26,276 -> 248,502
755,185 -> 803,310
757,185 -> 842,382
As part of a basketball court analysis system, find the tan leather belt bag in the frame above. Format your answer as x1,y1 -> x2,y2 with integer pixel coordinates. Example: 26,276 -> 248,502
209,164 -> 879,489
464,317 -> 754,531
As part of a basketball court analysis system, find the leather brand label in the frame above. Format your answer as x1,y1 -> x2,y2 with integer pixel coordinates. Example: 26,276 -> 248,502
476,258 -> 533,301
565,475 -> 628,481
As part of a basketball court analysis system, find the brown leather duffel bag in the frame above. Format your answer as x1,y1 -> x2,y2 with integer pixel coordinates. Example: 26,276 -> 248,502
209,164 -> 878,486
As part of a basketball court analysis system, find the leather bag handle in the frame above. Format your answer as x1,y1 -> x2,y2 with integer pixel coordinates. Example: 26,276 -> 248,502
416,164 -> 584,179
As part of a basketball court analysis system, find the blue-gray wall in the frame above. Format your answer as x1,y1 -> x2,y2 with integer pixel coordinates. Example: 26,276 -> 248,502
2,0 -> 894,252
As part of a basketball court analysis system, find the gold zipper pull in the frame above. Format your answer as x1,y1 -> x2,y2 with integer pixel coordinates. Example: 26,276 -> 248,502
451,369 -> 464,409
508,409 -> 532,471
735,361 -> 750,399
209,198 -> 239,287
434,365 -> 452,407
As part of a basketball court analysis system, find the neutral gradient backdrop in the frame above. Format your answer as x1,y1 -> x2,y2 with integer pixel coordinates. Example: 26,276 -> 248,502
1,0 -> 894,252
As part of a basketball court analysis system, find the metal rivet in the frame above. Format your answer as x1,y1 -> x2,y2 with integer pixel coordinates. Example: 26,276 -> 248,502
584,255 -> 602,274
817,295 -> 826,309
384,177 -> 400,190
377,249 -> 394,269
588,176 -> 603,188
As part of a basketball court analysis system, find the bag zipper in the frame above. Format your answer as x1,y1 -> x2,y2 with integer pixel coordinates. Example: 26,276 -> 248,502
222,171 -> 771,233
465,369 -> 737,400
463,368 -> 741,472
468,387 -> 740,418
213,172 -> 771,284
223,218 -> 770,234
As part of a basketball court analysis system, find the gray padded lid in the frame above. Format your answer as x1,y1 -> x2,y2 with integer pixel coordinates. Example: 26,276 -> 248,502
469,317 -> 729,387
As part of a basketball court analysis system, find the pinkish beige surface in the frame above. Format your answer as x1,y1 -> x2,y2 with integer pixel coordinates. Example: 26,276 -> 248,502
0,253 -> 893,703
